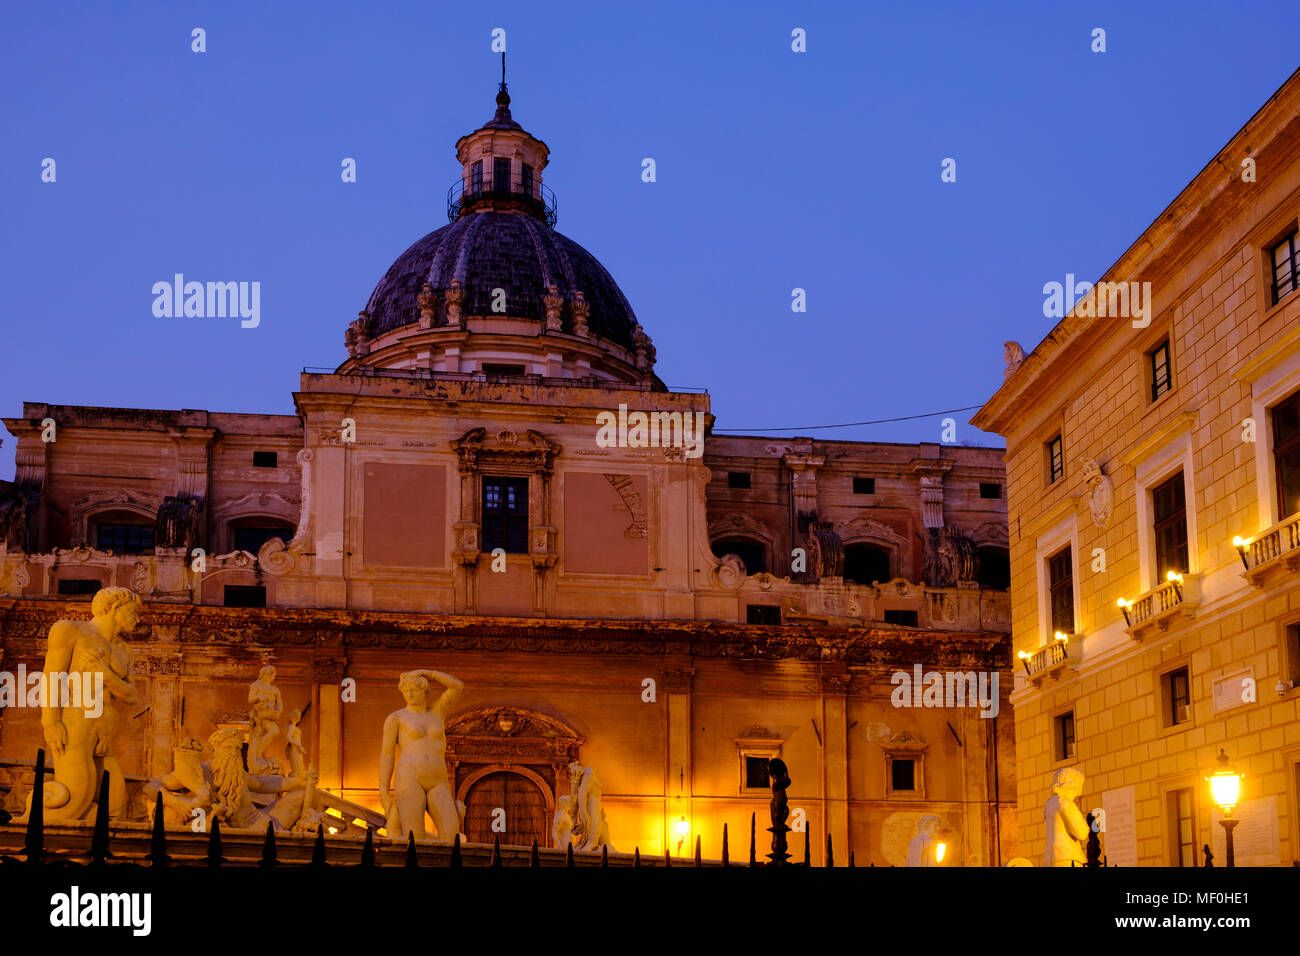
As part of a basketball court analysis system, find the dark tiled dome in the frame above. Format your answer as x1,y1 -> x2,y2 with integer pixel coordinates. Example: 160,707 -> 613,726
363,211 -> 639,350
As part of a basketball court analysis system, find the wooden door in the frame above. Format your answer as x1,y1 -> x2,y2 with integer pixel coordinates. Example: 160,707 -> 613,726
463,772 -> 548,847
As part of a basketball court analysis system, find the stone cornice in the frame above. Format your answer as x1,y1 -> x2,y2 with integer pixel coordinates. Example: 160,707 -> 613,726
0,599 -> 1009,666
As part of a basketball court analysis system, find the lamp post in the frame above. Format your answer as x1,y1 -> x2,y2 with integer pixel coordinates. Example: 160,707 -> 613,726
1206,749 -> 1243,868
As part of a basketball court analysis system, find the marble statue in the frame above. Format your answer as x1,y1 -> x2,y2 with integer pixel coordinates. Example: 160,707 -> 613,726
905,814 -> 944,867
140,737 -> 210,827
552,797 -> 574,850
1042,767 -> 1090,867
285,708 -> 306,777
1003,340 -> 1026,380
208,727 -> 314,831
563,762 -> 613,851
1080,458 -> 1114,529
379,669 -> 467,843
34,586 -> 141,823
247,665 -> 284,775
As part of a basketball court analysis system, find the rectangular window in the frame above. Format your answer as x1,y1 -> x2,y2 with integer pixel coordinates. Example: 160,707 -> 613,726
57,578 -> 101,596
522,163 -> 534,197
1166,666 -> 1191,726
1047,434 -> 1064,484
1152,471 -> 1189,579
1273,388 -> 1300,518
224,585 -> 266,608
1056,711 -> 1076,760
1149,339 -> 1172,402
96,522 -> 154,555
482,476 -> 529,554
1168,788 -> 1196,867
979,482 -> 1002,499
727,471 -> 751,489
1270,230 -> 1299,305
853,477 -> 875,495
1047,548 -> 1074,635
493,157 -> 511,192
883,609 -> 919,626
744,755 -> 771,790
746,604 -> 781,625
252,451 -> 278,468
890,758 -> 915,792
470,161 -> 483,193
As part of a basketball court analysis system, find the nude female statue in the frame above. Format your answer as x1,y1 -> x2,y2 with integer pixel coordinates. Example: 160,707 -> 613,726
247,665 -> 283,774
378,669 -> 466,843
1043,767 -> 1090,867
37,586 -> 141,822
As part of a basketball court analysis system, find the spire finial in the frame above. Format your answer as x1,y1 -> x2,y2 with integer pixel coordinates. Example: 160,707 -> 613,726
495,50 -> 511,113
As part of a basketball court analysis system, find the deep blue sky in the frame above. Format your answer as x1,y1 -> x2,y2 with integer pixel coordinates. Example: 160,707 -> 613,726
2,1 -> 1297,478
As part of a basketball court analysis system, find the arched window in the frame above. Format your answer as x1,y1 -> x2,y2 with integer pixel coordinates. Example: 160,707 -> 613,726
712,537 -> 766,575
92,510 -> 155,555
977,547 -> 1010,590
228,518 -> 294,555
843,543 -> 892,585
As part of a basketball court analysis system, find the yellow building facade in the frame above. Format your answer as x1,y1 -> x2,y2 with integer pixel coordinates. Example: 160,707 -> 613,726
974,68 -> 1300,866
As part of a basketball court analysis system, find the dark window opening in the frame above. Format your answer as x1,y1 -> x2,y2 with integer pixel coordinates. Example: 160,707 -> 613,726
843,543 -> 891,585
1167,667 -> 1191,726
746,604 -> 781,625
482,363 -> 527,378
1047,435 -> 1064,484
744,755 -> 772,790
1048,547 -> 1074,635
493,157 -> 511,192
1150,340 -> 1172,402
224,585 -> 266,608
252,451 -> 278,468
1153,472 -> 1189,579
890,758 -> 915,791
57,578 -> 100,596
470,161 -> 483,194
1273,389 -> 1300,518
980,482 -> 1002,499
713,538 -> 765,575
977,547 -> 1010,590
727,471 -> 751,489
1169,788 -> 1196,867
853,477 -> 875,495
96,522 -> 154,555
1056,711 -> 1075,760
883,609 -> 919,627
482,476 -> 529,554
233,525 -> 293,554
1270,230 -> 1298,305
522,164 -> 534,197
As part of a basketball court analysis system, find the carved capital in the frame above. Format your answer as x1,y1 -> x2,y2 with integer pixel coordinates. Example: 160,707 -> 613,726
661,668 -> 694,692
147,655 -> 183,677
311,657 -> 347,684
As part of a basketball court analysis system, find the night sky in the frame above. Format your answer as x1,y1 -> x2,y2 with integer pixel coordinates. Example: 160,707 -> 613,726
2,0 -> 1297,477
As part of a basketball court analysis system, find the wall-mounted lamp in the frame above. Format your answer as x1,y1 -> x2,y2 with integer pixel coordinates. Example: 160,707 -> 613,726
1166,571 -> 1184,601
1053,631 -> 1069,645
935,841 -> 947,864
1116,598 -> 1131,627
1017,650 -> 1032,677
1232,536 -> 1251,571
675,816 -> 689,856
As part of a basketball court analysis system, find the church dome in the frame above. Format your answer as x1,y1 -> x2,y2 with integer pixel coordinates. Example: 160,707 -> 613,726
362,212 -> 640,350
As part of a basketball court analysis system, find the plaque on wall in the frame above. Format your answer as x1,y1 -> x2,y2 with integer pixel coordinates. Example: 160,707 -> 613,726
1100,785 -> 1137,867
1211,668 -> 1255,713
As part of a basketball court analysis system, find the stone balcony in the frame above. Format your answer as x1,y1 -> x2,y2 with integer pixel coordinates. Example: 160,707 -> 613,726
1120,572 -> 1201,640
1235,511 -> 1300,587
1018,634 -> 1083,684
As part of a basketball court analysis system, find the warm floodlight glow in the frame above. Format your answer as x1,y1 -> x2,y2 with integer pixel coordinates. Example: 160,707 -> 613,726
1206,749 -> 1243,814
1166,571 -> 1183,583
935,842 -> 947,863
675,817 -> 690,838
1232,536 -> 1251,570
1054,631 -> 1068,643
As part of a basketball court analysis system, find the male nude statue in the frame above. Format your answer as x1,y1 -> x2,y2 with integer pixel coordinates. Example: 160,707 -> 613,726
1043,766 -> 1090,867
38,586 -> 141,822
247,665 -> 283,774
378,669 -> 466,843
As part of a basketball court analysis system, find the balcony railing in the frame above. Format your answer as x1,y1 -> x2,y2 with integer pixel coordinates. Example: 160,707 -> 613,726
448,177 -> 557,227
1018,635 -> 1082,684
1234,512 -> 1300,586
1120,572 -> 1201,639
303,366 -> 709,395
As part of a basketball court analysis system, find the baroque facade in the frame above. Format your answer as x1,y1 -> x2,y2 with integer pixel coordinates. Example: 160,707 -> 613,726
974,68 -> 1300,866
0,82 -> 1014,864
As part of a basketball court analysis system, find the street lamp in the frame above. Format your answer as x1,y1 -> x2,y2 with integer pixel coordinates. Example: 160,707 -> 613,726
1206,749 -> 1243,868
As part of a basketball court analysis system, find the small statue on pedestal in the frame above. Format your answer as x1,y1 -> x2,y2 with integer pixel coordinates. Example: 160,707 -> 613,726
767,757 -> 792,866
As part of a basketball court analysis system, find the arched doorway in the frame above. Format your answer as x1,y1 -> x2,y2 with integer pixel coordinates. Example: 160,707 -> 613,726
462,770 -> 548,847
